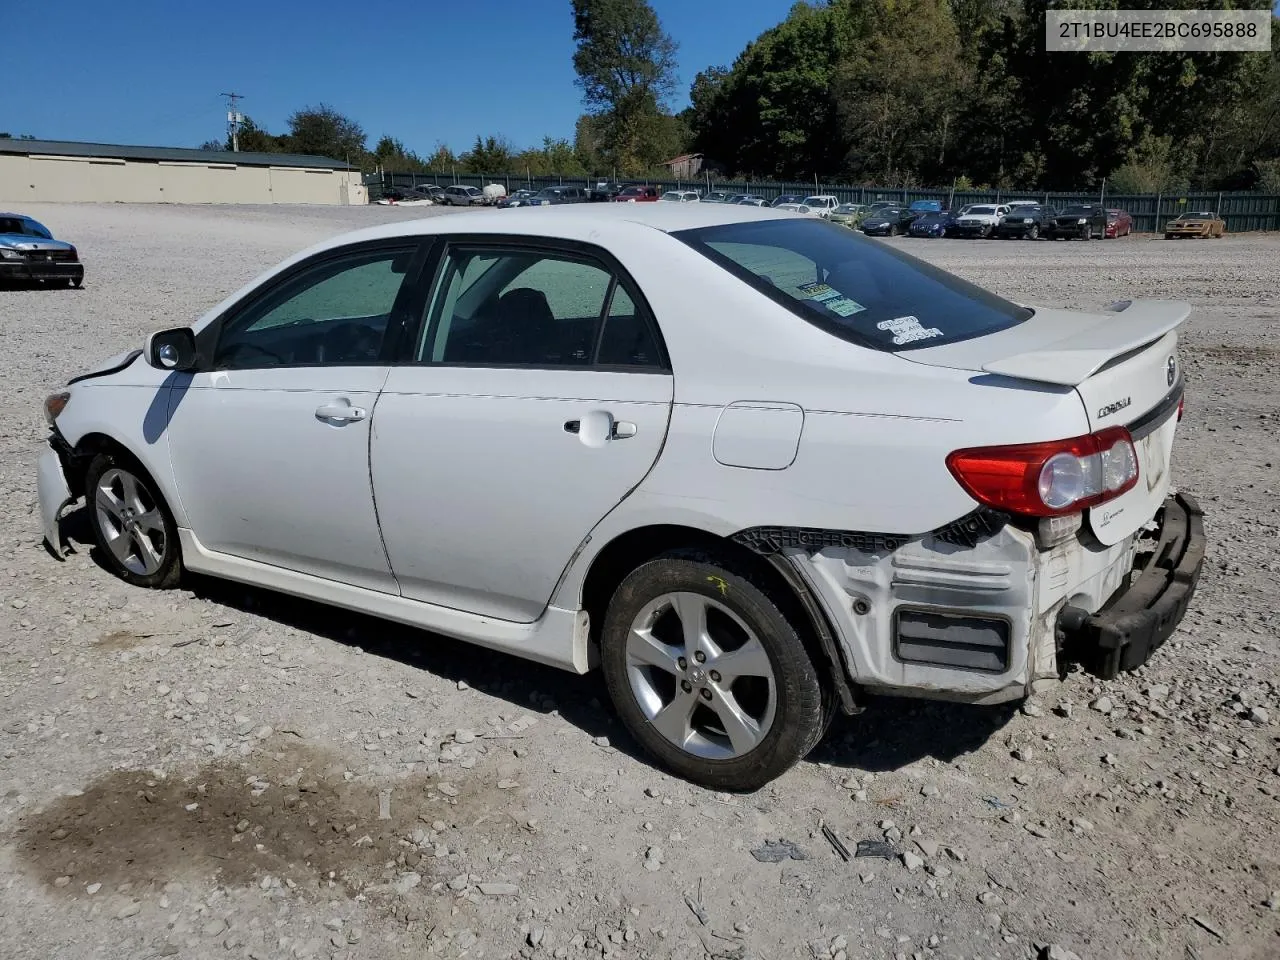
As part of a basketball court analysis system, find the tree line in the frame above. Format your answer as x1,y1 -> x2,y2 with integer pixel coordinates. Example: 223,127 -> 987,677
199,0 -> 1280,192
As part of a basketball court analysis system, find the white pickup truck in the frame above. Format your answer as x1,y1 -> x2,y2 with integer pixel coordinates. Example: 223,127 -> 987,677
802,195 -> 840,218
953,203 -> 1011,238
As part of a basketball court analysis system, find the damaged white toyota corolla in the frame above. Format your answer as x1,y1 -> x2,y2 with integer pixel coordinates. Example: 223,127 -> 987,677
37,204 -> 1206,789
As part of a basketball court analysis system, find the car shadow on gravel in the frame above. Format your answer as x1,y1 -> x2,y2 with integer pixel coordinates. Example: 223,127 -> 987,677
814,696 -> 1018,772
58,504 -> 1018,778
183,572 -> 644,760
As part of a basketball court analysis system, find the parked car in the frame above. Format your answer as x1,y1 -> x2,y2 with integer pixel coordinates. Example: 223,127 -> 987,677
771,195 -> 806,208
1050,204 -> 1108,240
660,190 -> 701,203
701,192 -> 732,204
995,204 -> 1056,240
528,186 -> 590,206
615,185 -> 661,203
589,182 -> 631,202
907,210 -> 958,238
859,206 -> 917,236
774,203 -> 814,214
375,184 -> 442,206
440,185 -> 486,206
498,188 -> 540,209
736,196 -> 768,206
1164,211 -> 1225,239
951,204 -> 1011,238
37,205 -> 1204,790
1005,200 -> 1041,209
827,203 -> 869,228
0,213 -> 84,288
907,199 -> 944,215
802,195 -> 840,217
1104,209 -> 1133,238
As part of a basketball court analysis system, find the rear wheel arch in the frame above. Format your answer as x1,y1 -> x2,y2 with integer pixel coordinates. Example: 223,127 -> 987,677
579,524 -> 851,707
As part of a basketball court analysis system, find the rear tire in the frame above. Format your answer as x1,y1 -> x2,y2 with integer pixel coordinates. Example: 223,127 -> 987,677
1027,225 -> 1039,240
85,452 -> 182,589
600,549 -> 827,791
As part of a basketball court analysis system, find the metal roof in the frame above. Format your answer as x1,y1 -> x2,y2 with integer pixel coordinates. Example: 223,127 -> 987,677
0,138 -> 354,170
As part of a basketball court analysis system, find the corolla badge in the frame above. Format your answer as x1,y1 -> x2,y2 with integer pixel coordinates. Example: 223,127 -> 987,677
1167,355 -> 1176,386
1097,396 -> 1131,419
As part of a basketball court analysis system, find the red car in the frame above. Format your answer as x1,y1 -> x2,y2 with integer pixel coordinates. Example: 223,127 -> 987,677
613,185 -> 660,203
1105,208 -> 1133,238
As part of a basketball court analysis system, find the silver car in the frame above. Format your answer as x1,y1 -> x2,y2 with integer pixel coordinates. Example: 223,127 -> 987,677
441,185 -> 485,206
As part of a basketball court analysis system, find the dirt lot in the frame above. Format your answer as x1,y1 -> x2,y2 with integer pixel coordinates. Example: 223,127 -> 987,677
1,203 -> 1277,960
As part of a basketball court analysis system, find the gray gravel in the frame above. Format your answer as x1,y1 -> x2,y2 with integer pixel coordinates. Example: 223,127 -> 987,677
1,203 -> 1278,960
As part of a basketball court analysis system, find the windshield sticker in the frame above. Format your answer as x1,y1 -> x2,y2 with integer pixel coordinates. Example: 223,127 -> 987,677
797,282 -> 865,317
825,297 -> 865,317
877,315 -> 944,345
797,281 -> 839,302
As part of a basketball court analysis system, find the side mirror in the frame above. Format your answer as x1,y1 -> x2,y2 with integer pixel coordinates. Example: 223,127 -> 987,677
146,327 -> 199,372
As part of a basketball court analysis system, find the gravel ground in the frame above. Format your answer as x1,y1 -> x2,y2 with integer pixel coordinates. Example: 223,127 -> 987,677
1,203 -> 1277,960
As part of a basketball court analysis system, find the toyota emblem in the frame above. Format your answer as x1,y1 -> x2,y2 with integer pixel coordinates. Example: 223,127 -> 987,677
1167,356 -> 1176,387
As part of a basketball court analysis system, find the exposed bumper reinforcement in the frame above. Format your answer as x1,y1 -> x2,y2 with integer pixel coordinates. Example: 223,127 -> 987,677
1058,492 -> 1205,680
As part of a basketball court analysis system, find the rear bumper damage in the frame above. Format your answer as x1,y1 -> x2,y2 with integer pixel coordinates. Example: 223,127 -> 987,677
750,492 -> 1203,707
1056,492 -> 1205,680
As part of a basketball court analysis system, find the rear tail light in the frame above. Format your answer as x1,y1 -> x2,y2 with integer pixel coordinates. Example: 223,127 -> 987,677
946,427 -> 1139,517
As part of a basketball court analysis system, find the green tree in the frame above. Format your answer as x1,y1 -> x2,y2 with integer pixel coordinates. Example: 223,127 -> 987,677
373,135 -> 429,173
286,104 -> 366,163
834,0 -> 965,184
571,0 -> 681,173
461,135 -> 515,173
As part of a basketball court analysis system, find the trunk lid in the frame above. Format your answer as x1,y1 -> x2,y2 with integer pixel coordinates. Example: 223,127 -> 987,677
905,300 -> 1189,545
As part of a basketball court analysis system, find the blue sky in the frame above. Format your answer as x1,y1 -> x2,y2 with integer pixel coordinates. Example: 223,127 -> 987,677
4,0 -> 788,154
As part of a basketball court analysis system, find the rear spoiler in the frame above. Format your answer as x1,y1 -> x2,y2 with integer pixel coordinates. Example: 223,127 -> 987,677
981,300 -> 1192,386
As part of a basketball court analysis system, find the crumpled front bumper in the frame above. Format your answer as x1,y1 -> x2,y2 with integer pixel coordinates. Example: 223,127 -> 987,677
38,446 -> 75,558
1058,492 -> 1206,680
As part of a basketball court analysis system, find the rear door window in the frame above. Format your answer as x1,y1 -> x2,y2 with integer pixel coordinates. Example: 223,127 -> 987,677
674,218 -> 1031,351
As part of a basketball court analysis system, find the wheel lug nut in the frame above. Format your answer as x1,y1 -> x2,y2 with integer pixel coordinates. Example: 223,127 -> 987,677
681,680 -> 693,693
677,657 -> 687,670
694,651 -> 706,663
700,688 -> 712,701
709,670 -> 720,682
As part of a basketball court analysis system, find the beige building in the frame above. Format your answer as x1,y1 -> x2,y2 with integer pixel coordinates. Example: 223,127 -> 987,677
0,138 -> 367,205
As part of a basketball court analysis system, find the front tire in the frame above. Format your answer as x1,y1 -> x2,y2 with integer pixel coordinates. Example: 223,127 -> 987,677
1027,224 -> 1039,240
600,550 -> 827,791
85,452 -> 182,589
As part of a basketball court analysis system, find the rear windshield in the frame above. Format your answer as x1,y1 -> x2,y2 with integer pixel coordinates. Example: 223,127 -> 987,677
1060,206 -> 1095,215
674,218 -> 1031,351
963,205 -> 998,215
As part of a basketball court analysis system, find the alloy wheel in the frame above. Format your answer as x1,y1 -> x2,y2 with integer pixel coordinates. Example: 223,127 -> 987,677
624,591 -> 777,760
95,467 -> 167,576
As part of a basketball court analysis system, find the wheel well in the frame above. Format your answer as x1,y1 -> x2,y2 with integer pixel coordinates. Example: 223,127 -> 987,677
67,433 -> 149,496
579,524 -> 851,706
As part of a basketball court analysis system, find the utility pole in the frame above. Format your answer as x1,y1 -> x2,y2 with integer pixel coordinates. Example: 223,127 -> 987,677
221,92 -> 244,152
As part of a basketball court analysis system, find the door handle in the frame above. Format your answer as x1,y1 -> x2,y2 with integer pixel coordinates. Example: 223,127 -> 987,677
563,419 -> 580,434
610,420 -> 637,439
315,402 -> 367,422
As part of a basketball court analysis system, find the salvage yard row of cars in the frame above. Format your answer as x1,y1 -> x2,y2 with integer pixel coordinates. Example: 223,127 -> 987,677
373,184 -> 1229,242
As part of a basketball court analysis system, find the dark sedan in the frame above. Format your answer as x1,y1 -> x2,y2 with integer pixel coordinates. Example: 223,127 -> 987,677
907,211 -> 956,238
0,213 -> 83,287
860,207 -> 916,237
1050,204 -> 1109,240
995,204 -> 1056,239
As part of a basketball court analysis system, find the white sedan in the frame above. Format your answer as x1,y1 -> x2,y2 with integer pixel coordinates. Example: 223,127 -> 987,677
37,204 -> 1206,789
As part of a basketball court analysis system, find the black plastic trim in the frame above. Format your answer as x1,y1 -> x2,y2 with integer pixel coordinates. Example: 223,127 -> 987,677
892,607 -> 1012,674
731,507 -> 1008,557
1126,379 -> 1183,441
765,554 -> 858,715
1058,492 -> 1206,680
67,349 -> 142,385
